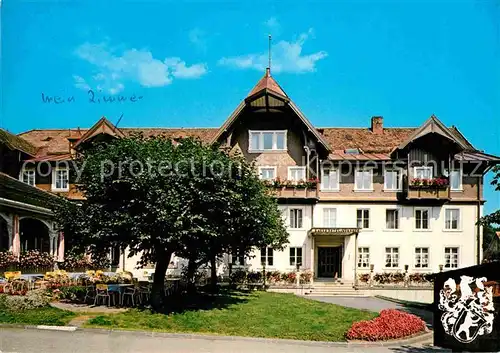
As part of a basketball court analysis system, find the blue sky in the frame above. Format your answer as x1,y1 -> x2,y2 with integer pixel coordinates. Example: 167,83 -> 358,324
2,0 -> 499,213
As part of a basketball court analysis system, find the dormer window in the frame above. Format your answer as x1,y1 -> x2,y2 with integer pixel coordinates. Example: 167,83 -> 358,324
20,167 -> 35,186
249,130 -> 287,152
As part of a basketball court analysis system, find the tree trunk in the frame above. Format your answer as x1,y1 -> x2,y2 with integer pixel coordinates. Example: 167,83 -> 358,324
150,250 -> 172,312
210,254 -> 217,292
186,257 -> 197,293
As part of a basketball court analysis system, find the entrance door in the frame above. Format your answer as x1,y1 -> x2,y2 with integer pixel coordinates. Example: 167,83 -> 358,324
317,247 -> 342,278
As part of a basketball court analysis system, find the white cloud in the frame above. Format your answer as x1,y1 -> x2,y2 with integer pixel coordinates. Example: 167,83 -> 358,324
73,42 -> 208,94
218,29 -> 327,74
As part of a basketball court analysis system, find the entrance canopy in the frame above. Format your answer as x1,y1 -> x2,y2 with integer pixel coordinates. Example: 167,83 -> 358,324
308,227 -> 359,237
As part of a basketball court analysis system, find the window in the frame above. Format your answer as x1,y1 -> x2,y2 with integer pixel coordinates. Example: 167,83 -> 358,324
323,208 -> 337,227
358,247 -> 370,268
20,167 -> 35,186
385,247 -> 399,268
289,247 -> 302,267
386,209 -> 399,229
449,169 -> 462,191
384,169 -> 402,191
414,166 -> 433,179
415,247 -> 429,268
289,208 -> 303,229
444,247 -> 459,268
52,167 -> 69,191
258,166 -> 276,180
445,209 -> 460,230
249,130 -> 287,151
415,208 -> 430,230
321,168 -> 339,190
355,168 -> 373,191
260,247 -> 274,266
356,209 -> 370,229
230,252 -> 245,266
288,166 -> 306,182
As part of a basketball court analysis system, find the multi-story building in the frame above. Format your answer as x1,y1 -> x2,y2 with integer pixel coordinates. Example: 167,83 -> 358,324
1,69 -> 499,281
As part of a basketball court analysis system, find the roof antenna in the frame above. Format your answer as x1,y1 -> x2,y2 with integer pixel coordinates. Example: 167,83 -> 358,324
267,34 -> 272,76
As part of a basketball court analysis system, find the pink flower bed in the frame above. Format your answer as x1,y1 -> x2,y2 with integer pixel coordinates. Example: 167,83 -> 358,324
346,309 -> 426,341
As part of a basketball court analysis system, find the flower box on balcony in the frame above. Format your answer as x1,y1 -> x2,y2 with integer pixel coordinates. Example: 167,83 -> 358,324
408,185 -> 450,199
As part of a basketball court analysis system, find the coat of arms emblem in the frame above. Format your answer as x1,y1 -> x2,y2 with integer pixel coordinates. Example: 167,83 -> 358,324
439,276 -> 495,343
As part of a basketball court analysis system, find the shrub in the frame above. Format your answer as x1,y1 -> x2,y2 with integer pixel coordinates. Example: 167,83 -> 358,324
282,272 -> 296,284
358,273 -> 370,283
247,271 -> 262,283
300,270 -> 312,284
391,272 -> 405,284
0,251 -> 19,270
1,289 -> 51,311
19,251 -> 54,270
346,309 -> 426,341
266,270 -> 281,283
230,270 -> 247,284
57,286 -> 86,302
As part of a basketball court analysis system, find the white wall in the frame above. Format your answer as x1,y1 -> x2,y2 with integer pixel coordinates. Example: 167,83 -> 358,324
118,203 -> 478,282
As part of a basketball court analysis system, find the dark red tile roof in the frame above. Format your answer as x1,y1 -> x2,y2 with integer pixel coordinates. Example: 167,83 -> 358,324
247,69 -> 288,98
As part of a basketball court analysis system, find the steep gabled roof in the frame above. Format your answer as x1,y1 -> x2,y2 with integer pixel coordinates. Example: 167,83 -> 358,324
397,115 -> 469,150
211,69 -> 331,152
0,128 -> 37,156
72,117 -> 125,149
246,68 -> 288,99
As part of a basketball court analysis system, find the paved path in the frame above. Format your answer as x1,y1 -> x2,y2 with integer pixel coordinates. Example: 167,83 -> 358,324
305,296 -> 434,328
0,328 -> 450,353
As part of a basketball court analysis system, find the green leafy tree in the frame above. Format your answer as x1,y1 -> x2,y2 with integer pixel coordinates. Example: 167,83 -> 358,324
56,136 -> 288,311
480,165 -> 500,262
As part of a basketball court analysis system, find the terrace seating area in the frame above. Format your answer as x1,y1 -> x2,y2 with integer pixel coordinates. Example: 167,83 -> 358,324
0,269 -> 182,308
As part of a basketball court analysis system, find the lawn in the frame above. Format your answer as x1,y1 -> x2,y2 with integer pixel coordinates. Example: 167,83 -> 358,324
0,306 -> 75,326
86,290 -> 377,341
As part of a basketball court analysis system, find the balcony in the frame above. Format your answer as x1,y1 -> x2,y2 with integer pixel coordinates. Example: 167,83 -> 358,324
406,177 -> 450,200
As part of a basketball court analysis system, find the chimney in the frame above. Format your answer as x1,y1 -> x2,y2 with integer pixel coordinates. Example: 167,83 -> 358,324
371,116 -> 384,135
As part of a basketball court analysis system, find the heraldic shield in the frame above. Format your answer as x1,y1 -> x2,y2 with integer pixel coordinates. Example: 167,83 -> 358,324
434,262 -> 500,352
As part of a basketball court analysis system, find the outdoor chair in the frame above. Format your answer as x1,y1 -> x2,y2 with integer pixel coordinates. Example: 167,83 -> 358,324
122,285 -> 139,307
84,284 -> 96,304
138,284 -> 151,304
94,284 -> 114,306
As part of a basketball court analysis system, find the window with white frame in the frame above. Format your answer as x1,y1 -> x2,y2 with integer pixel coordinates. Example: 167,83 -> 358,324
289,208 -> 303,229
384,169 -> 402,191
444,247 -> 459,268
385,247 -> 399,268
260,247 -> 274,266
415,247 -> 429,268
445,209 -> 460,230
230,252 -> 245,266
20,167 -> 35,186
289,247 -> 302,267
386,209 -> 399,229
52,167 -> 69,191
358,247 -> 370,268
449,169 -> 462,191
414,166 -> 433,179
356,209 -> 370,229
355,168 -> 373,191
415,208 -> 430,230
249,130 -> 286,152
258,166 -> 276,180
288,166 -> 306,182
321,167 -> 339,190
323,208 -> 337,227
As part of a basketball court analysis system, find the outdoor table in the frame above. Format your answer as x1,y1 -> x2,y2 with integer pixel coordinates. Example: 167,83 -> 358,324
107,284 -> 133,306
